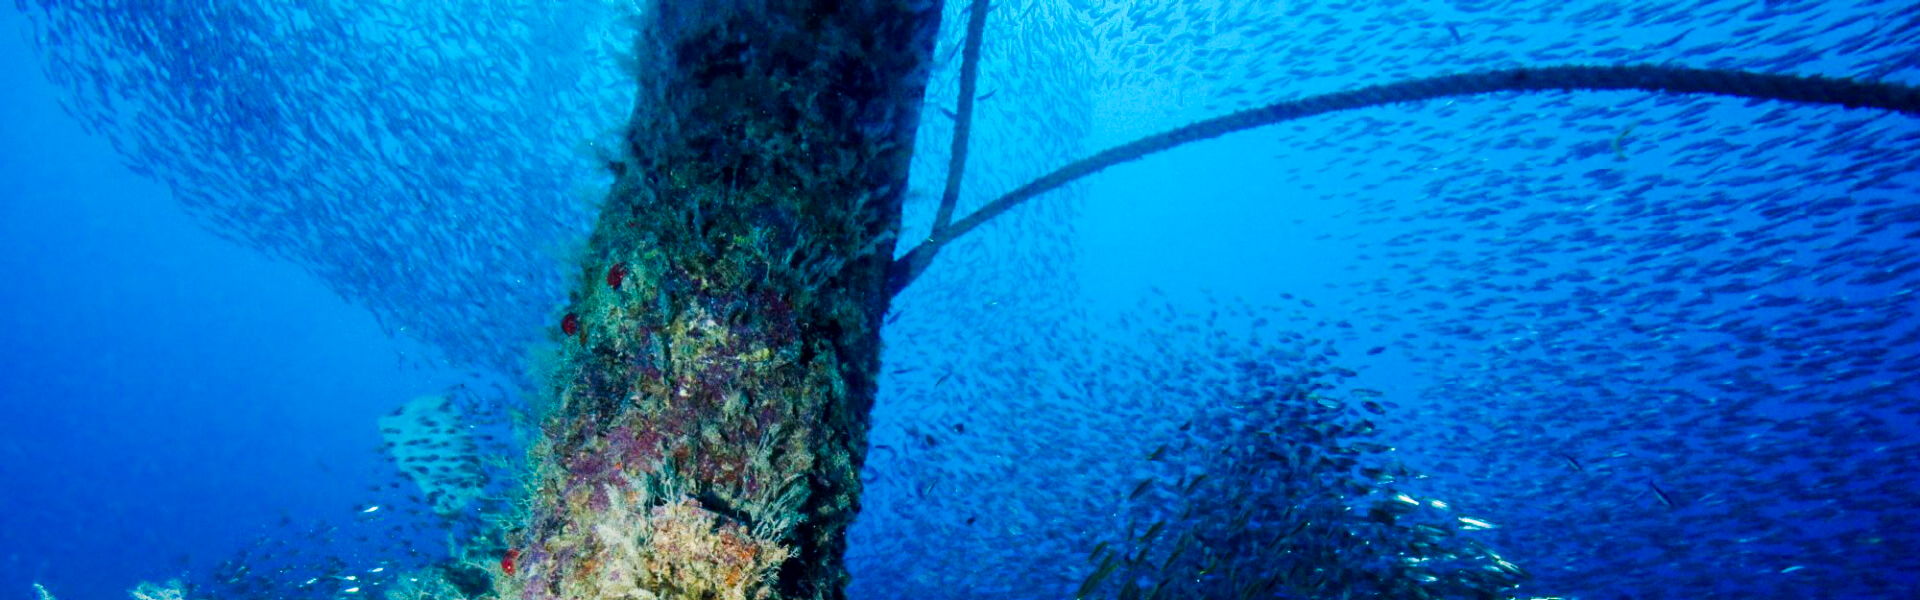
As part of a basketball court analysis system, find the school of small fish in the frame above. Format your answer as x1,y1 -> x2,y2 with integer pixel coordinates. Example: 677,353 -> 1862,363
864,1 -> 1919,599
191,384 -> 517,599
16,0 -> 1919,599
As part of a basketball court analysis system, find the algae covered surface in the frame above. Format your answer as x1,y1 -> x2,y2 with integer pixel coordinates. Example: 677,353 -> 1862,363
507,3 -> 936,599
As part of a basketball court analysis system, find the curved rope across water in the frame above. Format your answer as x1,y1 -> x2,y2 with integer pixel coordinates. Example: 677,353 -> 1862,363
888,64 -> 1920,296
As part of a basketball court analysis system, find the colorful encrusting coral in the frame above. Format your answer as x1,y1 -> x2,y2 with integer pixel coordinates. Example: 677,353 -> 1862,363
500,3 -> 938,599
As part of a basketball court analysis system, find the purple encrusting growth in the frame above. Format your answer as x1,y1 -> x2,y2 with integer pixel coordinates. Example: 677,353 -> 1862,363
494,2 -> 940,599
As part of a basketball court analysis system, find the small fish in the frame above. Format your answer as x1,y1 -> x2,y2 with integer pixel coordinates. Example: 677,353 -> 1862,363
1558,453 -> 1584,472
1146,444 -> 1169,461
1140,520 -> 1166,542
1183,474 -> 1210,493
1649,482 -> 1677,509
1612,122 -> 1639,161
1129,479 -> 1153,500
1279,518 -> 1310,541
1088,541 -> 1109,563
1076,554 -> 1118,599
1161,539 -> 1188,570
1458,516 -> 1496,530
1198,554 -> 1222,575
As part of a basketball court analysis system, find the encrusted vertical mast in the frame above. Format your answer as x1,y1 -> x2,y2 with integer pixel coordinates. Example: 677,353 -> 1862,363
506,2 -> 939,599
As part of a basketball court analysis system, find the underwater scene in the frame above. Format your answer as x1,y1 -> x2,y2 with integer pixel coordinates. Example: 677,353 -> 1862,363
2,0 -> 1917,599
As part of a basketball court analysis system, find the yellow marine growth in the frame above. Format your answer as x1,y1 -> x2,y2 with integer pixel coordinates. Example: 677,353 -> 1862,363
604,498 -> 791,598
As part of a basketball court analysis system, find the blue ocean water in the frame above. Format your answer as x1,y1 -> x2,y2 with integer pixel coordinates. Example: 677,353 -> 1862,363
3,1 -> 1917,600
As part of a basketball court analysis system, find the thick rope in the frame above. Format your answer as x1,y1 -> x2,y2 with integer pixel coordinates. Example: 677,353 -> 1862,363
930,0 -> 992,235
888,64 -> 1920,296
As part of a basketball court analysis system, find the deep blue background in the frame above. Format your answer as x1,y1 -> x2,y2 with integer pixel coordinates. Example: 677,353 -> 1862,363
0,11 -> 463,598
